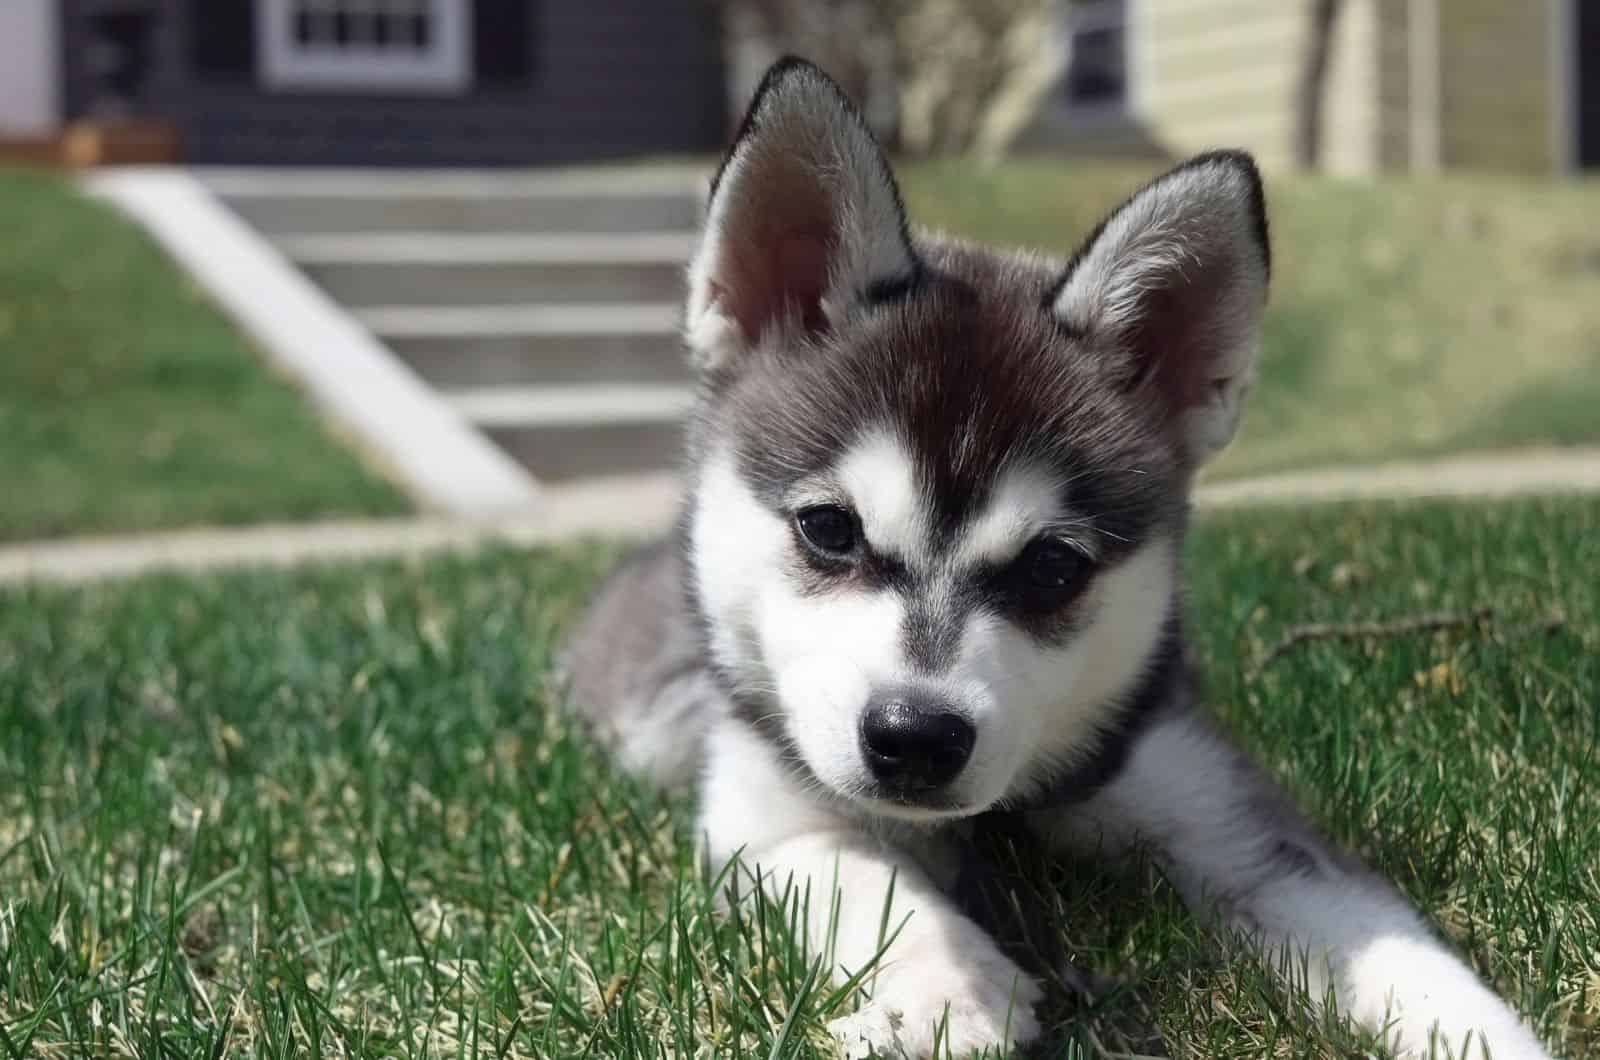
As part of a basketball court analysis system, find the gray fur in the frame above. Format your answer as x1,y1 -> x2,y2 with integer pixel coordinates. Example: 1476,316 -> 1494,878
563,224 -> 1196,792
563,59 -> 1260,802
560,539 -> 718,790
555,59 -> 1553,1060
699,236 -> 1189,574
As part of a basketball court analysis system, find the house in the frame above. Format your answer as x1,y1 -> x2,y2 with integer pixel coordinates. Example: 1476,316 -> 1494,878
1031,0 -> 1598,175
0,0 -> 727,166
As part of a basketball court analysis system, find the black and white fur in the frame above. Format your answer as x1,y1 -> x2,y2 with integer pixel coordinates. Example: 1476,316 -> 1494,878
562,59 -> 1551,1060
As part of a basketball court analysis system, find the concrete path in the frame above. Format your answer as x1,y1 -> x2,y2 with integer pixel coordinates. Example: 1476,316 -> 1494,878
0,473 -> 679,585
4,448 -> 1599,586
1199,447 -> 1600,507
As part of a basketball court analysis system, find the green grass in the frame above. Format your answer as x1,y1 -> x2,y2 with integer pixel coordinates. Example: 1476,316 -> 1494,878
3,497 -> 1597,1058
0,169 -> 408,543
899,161 -> 1600,479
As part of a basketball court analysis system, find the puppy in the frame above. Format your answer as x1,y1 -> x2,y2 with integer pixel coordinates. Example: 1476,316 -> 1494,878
562,58 -> 1552,1060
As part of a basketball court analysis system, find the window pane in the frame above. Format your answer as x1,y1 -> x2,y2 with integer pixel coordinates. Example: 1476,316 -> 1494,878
310,11 -> 337,45
1067,24 -> 1125,104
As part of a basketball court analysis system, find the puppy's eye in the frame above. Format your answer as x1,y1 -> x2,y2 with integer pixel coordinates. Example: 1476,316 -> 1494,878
1020,538 -> 1089,593
796,505 -> 857,554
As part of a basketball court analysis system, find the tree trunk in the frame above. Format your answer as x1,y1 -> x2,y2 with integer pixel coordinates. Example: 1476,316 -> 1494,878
1294,0 -> 1342,170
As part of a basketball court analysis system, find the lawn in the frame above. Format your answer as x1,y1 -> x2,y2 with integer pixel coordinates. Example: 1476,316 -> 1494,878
0,169 -> 407,543
2,496 -> 1595,1058
900,162 -> 1600,480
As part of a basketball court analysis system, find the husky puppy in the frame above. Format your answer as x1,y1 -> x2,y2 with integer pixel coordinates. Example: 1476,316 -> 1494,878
563,58 -> 1551,1060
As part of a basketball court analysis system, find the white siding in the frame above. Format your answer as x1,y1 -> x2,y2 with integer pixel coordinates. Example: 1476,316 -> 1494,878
0,0 -> 60,136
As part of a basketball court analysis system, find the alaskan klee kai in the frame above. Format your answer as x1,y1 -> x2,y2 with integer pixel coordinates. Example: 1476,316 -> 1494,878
563,58 -> 1552,1060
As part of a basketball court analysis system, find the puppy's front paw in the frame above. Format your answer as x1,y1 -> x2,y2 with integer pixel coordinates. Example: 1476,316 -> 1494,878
826,937 -> 1041,1058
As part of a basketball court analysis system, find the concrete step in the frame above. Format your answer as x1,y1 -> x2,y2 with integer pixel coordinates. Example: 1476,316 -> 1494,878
444,383 -> 694,481
357,303 -> 689,386
445,382 -> 695,426
224,189 -> 703,236
485,419 -> 687,480
285,232 -> 693,306
203,166 -> 706,235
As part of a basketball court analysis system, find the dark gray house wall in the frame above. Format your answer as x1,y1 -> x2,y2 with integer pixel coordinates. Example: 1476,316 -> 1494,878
60,0 -> 727,166
1582,0 -> 1600,167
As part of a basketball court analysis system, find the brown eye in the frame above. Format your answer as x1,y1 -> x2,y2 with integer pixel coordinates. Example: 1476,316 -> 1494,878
796,505 -> 856,555
1021,539 -> 1088,593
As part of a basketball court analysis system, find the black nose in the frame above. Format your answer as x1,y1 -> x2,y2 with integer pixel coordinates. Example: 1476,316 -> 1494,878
859,696 -> 975,791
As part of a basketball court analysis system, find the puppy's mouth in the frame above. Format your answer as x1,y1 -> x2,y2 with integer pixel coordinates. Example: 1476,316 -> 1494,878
852,783 -> 980,822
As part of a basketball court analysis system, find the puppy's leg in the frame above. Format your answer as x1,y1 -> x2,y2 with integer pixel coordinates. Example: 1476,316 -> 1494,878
701,720 -> 1042,1059
1040,710 -> 1549,1059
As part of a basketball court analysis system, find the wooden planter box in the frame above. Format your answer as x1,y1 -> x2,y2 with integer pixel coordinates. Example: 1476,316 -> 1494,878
62,119 -> 181,166
0,119 -> 181,168
0,136 -> 63,165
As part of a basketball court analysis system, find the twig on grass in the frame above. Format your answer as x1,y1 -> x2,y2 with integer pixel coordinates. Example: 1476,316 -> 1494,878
1248,606 -> 1567,680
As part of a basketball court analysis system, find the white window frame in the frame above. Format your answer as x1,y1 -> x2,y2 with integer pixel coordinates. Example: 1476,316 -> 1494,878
257,0 -> 473,94
1058,0 -> 1140,122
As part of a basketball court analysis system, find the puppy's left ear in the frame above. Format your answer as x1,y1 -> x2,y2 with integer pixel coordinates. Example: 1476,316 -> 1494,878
1052,151 -> 1269,468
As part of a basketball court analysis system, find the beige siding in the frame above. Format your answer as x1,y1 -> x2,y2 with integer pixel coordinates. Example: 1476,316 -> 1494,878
1438,0 -> 1557,171
1321,0 -> 1382,175
1137,0 -> 1310,168
1136,0 -> 1384,174
1037,0 -> 1561,176
1140,0 -> 1306,39
1375,0 -> 1413,169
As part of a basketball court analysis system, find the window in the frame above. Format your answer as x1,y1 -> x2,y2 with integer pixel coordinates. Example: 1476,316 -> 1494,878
1062,0 -> 1128,111
258,0 -> 472,93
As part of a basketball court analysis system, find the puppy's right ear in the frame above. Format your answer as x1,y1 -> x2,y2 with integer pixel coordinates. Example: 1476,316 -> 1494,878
685,58 -> 918,376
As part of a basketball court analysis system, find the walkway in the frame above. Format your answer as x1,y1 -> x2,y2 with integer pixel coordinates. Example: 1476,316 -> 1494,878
4,448 -> 1598,585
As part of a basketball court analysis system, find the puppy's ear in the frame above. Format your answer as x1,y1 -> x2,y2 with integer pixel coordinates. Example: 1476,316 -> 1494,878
1052,151 -> 1270,468
685,58 -> 918,376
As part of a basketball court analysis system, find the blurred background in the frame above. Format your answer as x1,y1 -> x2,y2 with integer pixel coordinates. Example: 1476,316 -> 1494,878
0,0 -> 1596,540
